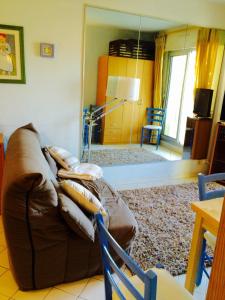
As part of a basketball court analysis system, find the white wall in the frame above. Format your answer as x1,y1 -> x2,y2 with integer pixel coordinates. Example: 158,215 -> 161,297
165,28 -> 198,51
0,0 -> 83,153
1,0 -> 225,155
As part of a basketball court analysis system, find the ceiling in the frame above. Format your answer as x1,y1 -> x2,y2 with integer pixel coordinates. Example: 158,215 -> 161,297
207,0 -> 225,3
86,7 -> 185,32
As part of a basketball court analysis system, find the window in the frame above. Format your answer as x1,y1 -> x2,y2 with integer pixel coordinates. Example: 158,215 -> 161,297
164,50 -> 196,145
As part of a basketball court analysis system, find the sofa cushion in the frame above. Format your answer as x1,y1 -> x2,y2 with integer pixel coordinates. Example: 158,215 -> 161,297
47,146 -> 79,170
2,123 -> 68,290
107,195 -> 138,244
77,178 -> 138,243
72,178 -> 138,245
71,178 -> 138,241
58,163 -> 103,181
60,180 -> 107,216
42,147 -> 59,177
59,193 -> 95,241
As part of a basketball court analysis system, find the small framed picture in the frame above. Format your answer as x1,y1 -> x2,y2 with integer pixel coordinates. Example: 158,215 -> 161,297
0,24 -> 26,84
40,43 -> 54,58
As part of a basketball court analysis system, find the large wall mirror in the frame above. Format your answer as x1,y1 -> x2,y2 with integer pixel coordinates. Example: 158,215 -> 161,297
81,6 -> 225,167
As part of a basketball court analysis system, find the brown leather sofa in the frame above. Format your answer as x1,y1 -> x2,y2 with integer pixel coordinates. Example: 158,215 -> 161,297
2,124 -> 137,290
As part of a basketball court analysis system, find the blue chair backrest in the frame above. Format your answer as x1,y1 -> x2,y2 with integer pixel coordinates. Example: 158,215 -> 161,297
146,108 -> 165,126
198,173 -> 225,201
83,108 -> 89,147
96,213 -> 157,300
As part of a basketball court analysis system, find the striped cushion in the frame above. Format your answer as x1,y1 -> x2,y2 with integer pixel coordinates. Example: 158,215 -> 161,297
47,146 -> 79,170
58,163 -> 103,181
60,180 -> 107,216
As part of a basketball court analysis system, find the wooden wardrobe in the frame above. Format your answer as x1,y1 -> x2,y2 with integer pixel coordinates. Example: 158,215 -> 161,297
96,55 -> 154,144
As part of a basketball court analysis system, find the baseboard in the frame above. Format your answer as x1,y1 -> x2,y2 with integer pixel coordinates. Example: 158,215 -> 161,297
161,140 -> 183,155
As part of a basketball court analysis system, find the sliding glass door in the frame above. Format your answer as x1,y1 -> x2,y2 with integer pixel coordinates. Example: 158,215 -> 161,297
164,50 -> 196,145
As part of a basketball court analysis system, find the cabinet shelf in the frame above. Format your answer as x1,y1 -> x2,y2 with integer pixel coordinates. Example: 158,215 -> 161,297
210,123 -> 225,175
214,159 -> 225,164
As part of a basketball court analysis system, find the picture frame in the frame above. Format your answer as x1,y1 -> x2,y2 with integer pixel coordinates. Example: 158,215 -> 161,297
40,43 -> 54,58
0,24 -> 25,84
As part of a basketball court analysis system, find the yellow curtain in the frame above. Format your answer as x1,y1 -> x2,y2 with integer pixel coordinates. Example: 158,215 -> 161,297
195,28 -> 219,89
153,35 -> 166,108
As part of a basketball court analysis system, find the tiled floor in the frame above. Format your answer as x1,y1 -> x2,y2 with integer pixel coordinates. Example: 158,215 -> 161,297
0,214 -> 209,300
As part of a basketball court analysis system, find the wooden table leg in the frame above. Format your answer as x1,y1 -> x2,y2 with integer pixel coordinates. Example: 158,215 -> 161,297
185,214 -> 204,294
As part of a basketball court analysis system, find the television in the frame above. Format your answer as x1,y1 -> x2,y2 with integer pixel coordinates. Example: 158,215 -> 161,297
220,92 -> 225,121
193,88 -> 213,118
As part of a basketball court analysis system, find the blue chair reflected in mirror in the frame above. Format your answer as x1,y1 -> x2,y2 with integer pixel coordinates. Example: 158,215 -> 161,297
140,108 -> 166,150
83,108 -> 89,148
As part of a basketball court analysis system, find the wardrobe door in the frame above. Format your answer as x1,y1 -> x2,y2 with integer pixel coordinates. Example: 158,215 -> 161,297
138,60 -> 154,141
96,55 -> 108,106
124,58 -> 144,143
103,56 -> 128,144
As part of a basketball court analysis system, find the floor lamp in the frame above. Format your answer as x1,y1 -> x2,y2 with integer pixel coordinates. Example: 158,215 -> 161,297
86,75 -> 140,162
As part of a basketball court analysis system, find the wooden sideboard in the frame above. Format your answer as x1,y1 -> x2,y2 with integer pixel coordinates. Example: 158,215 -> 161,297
183,117 -> 212,159
0,134 -> 4,214
206,198 -> 225,300
209,123 -> 225,174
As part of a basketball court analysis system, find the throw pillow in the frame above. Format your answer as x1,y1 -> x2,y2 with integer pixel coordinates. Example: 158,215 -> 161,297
60,180 -> 107,216
59,193 -> 95,241
42,147 -> 59,177
58,163 -> 103,181
47,146 -> 79,170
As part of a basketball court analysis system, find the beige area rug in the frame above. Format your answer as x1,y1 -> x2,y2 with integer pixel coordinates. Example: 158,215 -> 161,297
119,182 -> 219,276
83,147 -> 167,166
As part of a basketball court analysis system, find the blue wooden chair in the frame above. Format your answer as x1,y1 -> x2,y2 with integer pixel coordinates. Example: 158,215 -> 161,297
196,172 -> 225,286
81,108 -> 89,162
83,108 -> 89,148
140,108 -> 166,150
96,213 -> 194,300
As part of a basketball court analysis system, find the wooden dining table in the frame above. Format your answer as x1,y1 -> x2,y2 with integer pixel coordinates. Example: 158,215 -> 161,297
185,197 -> 223,294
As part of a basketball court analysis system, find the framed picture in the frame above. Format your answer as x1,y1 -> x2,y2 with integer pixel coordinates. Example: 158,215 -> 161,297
40,43 -> 54,58
0,24 -> 25,84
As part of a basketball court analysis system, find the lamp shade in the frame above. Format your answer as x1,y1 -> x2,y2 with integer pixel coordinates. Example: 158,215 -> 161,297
106,76 -> 140,102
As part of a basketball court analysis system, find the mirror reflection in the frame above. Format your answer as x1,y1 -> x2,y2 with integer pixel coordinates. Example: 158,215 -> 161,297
82,6 -> 225,167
